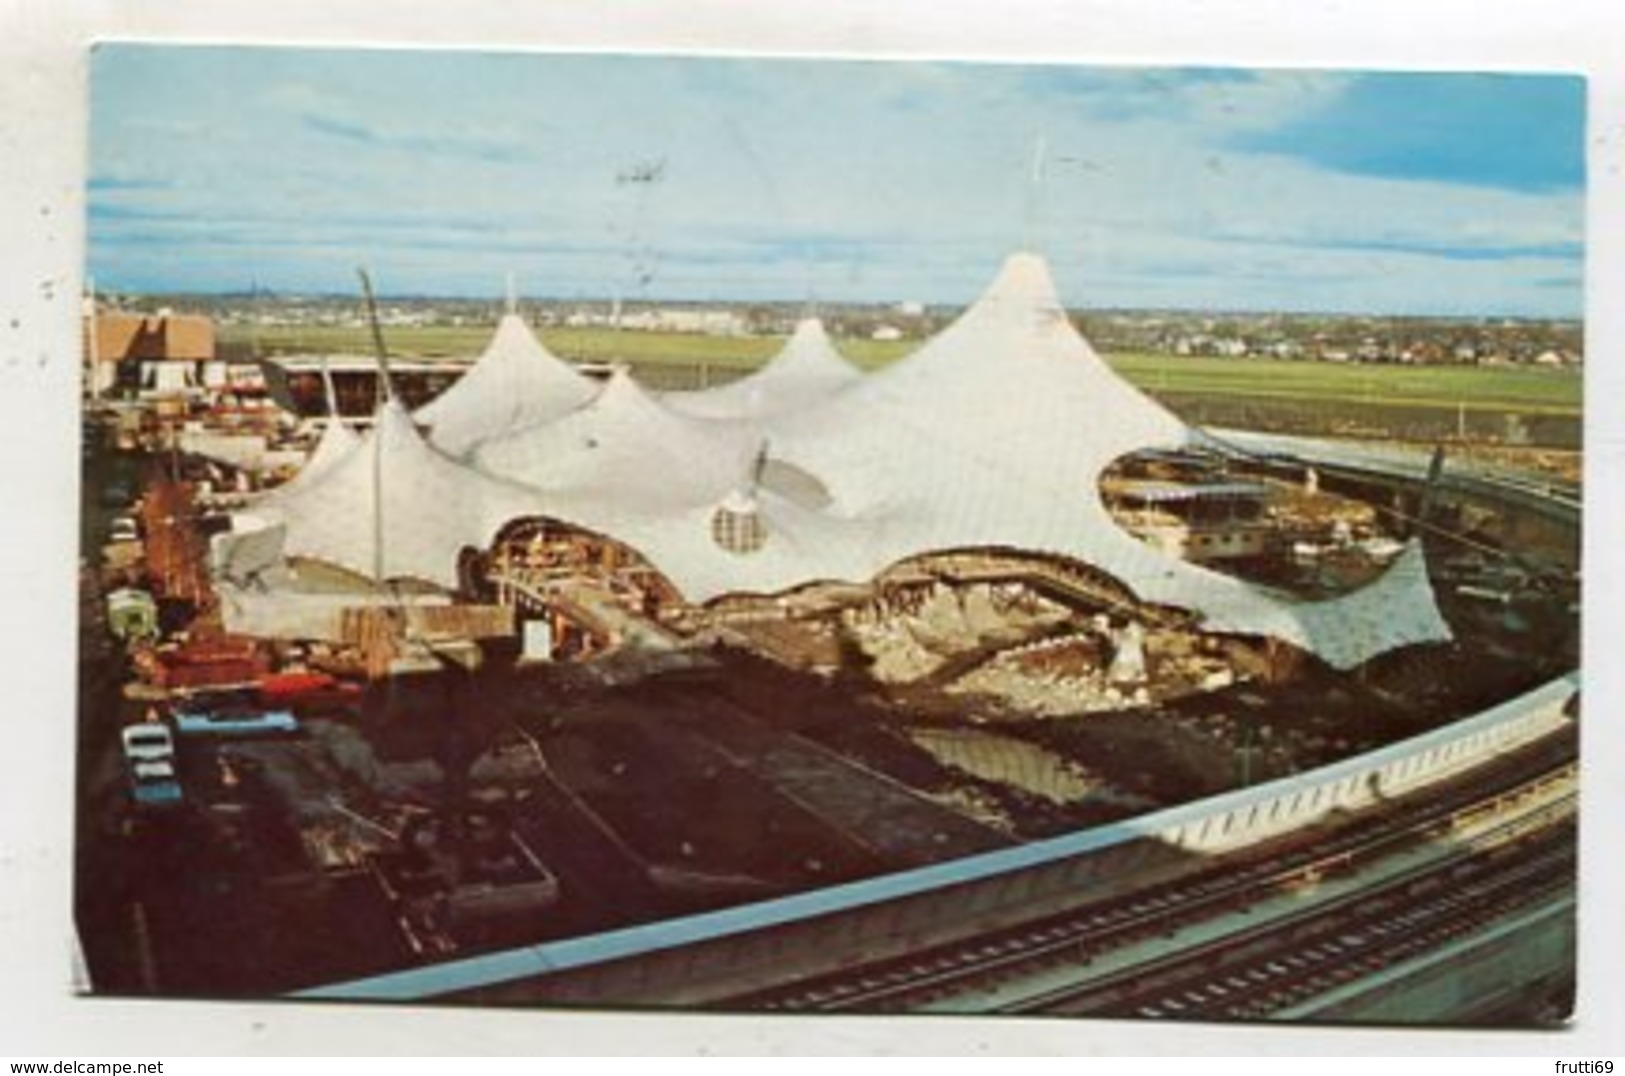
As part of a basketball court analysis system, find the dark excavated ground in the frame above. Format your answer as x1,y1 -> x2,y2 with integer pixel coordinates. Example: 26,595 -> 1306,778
76,516 -> 1577,998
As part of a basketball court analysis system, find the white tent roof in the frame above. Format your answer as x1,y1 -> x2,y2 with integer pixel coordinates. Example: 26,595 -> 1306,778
662,318 -> 861,420
464,251 -> 1456,666
272,418 -> 361,499
414,313 -> 601,457
232,251 -> 1450,668
757,252 -> 1449,667
474,367 -> 758,508
472,251 -> 1447,666
470,365 -> 896,598
252,400 -> 543,588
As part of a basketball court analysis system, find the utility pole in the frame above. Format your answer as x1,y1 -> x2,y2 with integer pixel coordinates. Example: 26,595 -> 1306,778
85,275 -> 100,402
1412,443 -> 1448,540
1238,721 -> 1258,787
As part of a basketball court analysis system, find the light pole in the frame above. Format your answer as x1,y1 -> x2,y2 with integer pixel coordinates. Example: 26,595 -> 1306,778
1237,721 -> 1259,788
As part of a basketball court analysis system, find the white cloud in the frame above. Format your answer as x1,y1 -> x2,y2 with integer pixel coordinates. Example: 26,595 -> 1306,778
87,48 -> 1583,315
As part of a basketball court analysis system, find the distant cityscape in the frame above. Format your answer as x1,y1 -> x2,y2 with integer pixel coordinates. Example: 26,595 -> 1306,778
94,290 -> 1584,368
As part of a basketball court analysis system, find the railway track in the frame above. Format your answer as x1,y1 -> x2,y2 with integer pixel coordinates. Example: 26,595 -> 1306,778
720,728 -> 1576,1014
1034,816 -> 1576,1020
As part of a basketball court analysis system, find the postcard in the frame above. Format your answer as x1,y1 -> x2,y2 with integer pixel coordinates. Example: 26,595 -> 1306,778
66,38 -> 1592,1045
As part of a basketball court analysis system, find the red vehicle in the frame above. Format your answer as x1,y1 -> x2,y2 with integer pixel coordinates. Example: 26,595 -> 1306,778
258,670 -> 363,714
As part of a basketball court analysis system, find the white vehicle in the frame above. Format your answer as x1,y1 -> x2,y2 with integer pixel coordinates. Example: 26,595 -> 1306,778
120,723 -> 182,807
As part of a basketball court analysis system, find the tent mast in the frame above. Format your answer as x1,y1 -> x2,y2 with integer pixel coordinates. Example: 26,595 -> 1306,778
357,267 -> 392,582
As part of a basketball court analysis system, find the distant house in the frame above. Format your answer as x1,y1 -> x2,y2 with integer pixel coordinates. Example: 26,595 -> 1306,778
86,311 -> 216,397
618,308 -> 749,336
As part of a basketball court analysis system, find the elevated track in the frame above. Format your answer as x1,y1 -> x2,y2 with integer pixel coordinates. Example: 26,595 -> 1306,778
718,735 -> 1576,1014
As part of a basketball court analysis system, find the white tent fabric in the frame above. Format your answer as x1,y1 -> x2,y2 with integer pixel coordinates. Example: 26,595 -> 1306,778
266,418 -> 361,501
231,250 -> 1450,668
475,367 -> 759,508
414,313 -> 601,457
221,417 -> 363,541
757,252 -> 1450,668
209,520 -> 288,587
466,251 -> 1448,666
248,400 -> 543,589
662,318 -> 861,420
470,366 -> 898,598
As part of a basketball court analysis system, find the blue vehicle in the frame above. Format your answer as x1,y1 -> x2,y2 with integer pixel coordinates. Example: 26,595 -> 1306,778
170,687 -> 300,737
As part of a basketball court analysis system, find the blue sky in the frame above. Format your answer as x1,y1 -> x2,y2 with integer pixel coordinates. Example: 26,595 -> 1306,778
87,46 -> 1585,316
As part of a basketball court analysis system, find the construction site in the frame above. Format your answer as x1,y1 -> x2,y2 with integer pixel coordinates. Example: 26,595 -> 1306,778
75,253 -> 1581,1000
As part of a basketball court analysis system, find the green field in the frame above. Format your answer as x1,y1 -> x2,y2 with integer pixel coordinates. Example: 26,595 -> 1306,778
1107,352 -> 1580,417
222,324 -> 1581,418
225,323 -> 912,371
